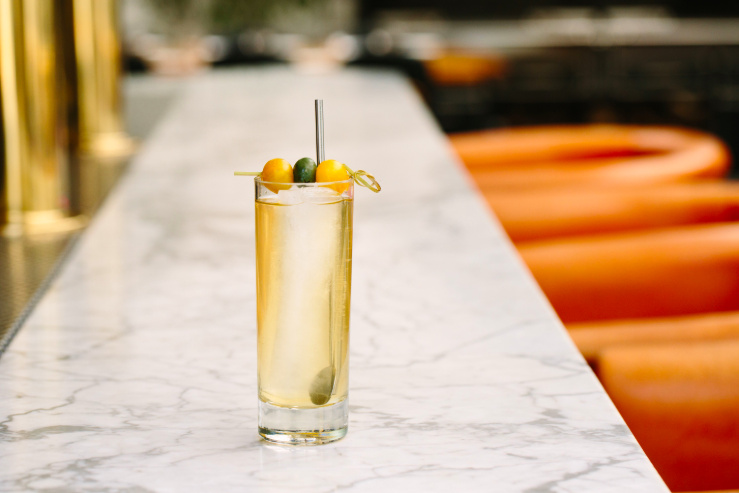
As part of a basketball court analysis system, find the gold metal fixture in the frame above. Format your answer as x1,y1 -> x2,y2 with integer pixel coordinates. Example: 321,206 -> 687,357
0,0 -> 85,237
73,0 -> 136,159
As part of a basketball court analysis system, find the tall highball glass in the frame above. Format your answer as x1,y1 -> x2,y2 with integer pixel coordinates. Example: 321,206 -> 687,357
255,177 -> 353,444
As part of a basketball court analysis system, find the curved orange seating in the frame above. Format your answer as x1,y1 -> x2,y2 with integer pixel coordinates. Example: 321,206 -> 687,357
600,339 -> 739,492
569,311 -> 739,364
487,181 -> 739,243
424,52 -> 506,86
519,224 -> 739,324
449,125 -> 730,190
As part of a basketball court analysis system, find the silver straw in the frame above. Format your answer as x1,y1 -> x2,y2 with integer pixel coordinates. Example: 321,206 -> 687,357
315,99 -> 325,164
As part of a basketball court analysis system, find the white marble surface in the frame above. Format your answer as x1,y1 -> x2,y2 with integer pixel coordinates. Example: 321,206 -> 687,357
0,68 -> 668,492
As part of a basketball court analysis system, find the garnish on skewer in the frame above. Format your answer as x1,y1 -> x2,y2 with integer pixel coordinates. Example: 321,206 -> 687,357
234,160 -> 381,193
234,99 -> 380,193
293,157 -> 317,183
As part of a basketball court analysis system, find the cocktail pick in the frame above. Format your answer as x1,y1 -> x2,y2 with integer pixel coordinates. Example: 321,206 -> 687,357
235,166 -> 381,193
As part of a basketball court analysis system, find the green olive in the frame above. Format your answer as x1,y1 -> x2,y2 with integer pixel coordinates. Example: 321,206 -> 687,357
309,366 -> 335,405
293,157 -> 317,183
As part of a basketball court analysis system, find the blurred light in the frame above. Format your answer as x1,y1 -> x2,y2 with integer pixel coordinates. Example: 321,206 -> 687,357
397,33 -> 442,61
365,29 -> 393,56
268,33 -> 304,62
325,32 -> 360,63
237,31 -> 268,56
201,35 -> 229,63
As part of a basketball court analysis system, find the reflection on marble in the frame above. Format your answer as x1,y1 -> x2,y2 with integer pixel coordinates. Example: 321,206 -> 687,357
0,68 -> 668,492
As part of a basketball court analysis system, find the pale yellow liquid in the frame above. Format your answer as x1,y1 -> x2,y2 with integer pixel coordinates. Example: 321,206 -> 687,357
256,193 -> 353,408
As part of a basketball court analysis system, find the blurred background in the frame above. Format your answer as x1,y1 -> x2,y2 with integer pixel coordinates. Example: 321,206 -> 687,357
121,0 -> 739,161
2,1 -> 739,492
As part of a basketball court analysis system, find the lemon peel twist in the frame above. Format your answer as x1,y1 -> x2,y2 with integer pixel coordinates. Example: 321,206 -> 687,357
343,165 -> 381,193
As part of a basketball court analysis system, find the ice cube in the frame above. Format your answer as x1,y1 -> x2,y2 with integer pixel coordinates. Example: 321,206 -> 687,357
300,186 -> 341,205
276,187 -> 304,205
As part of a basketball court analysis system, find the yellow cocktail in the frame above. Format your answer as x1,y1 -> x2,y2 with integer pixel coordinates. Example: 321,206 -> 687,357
255,178 -> 353,444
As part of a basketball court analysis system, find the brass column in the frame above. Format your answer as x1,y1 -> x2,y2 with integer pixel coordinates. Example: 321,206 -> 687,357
73,0 -> 135,159
0,0 -> 84,236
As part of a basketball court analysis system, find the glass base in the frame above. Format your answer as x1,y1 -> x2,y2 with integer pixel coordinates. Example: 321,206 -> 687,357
258,399 -> 348,445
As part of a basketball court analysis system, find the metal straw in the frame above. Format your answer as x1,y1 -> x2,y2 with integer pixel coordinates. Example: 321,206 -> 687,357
315,99 -> 325,164
314,101 -> 337,403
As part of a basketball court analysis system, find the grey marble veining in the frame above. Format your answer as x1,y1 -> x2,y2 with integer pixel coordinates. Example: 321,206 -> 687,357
0,68 -> 668,492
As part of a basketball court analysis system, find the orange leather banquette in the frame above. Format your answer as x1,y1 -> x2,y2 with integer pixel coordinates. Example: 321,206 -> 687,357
486,182 -> 739,243
450,125 -> 730,190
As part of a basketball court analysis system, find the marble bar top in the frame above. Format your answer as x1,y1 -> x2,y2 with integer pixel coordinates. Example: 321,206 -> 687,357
0,68 -> 668,492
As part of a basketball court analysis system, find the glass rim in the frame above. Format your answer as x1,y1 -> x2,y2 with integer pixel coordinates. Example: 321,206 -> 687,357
255,177 -> 353,186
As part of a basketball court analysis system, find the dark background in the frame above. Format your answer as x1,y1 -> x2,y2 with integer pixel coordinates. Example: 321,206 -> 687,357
360,1 -> 739,20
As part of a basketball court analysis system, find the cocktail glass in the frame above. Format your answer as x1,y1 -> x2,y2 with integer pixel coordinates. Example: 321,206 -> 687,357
255,177 -> 354,444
